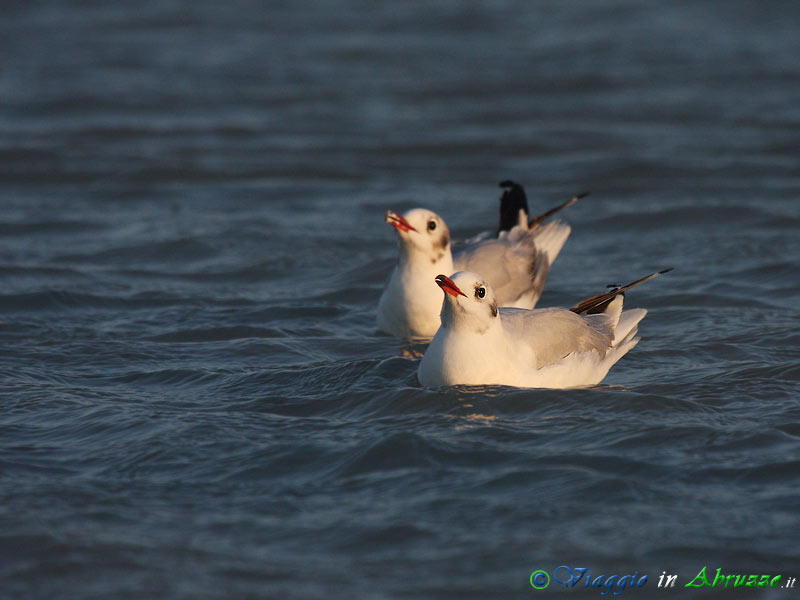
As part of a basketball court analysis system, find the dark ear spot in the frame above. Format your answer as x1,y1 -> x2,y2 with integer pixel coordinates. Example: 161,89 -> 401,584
430,232 -> 450,263
490,301 -> 498,317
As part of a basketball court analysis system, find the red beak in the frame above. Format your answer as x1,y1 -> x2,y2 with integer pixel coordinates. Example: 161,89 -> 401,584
435,274 -> 466,298
385,211 -> 417,232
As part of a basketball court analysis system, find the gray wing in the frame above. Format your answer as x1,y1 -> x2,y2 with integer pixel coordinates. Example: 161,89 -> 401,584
453,220 -> 571,308
454,239 -> 550,307
500,308 -> 615,368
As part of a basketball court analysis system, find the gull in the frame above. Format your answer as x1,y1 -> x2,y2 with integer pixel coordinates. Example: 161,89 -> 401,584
417,268 -> 672,388
377,183 -> 585,339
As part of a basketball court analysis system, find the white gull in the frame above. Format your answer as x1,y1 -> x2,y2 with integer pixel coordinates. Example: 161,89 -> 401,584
376,185 -> 584,339
417,268 -> 671,389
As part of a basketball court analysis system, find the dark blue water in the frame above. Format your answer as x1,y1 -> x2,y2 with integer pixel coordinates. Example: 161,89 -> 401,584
1,1 -> 799,598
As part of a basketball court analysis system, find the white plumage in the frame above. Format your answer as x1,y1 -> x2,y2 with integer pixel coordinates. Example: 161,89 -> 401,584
376,208 -> 570,339
417,270 -> 667,389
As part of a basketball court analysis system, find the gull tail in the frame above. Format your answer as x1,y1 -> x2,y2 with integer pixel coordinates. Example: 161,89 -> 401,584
528,190 -> 589,228
613,307 -> 647,346
593,298 -> 647,373
603,325 -> 642,370
570,267 -> 673,315
530,220 -> 571,265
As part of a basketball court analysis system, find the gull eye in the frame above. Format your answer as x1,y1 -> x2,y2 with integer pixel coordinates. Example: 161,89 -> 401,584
476,287 -> 486,299
428,220 -> 436,231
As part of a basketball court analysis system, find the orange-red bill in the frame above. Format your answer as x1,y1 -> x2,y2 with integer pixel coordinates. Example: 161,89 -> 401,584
385,211 -> 416,232
435,274 -> 466,297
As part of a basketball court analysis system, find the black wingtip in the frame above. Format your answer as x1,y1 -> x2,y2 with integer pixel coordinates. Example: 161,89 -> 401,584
497,180 -> 529,234
527,189 -> 584,228
576,190 -> 591,199
571,267 -> 672,314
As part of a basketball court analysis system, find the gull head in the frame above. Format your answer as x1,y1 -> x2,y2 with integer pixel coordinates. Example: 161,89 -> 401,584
435,271 -> 499,333
385,208 -> 450,264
